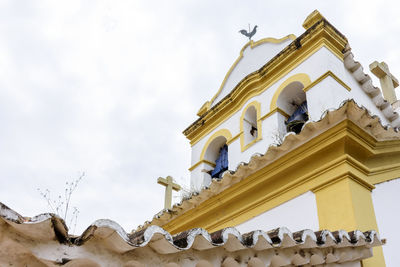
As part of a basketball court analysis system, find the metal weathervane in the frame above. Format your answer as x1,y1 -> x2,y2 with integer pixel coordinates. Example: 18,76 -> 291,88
239,24 -> 258,41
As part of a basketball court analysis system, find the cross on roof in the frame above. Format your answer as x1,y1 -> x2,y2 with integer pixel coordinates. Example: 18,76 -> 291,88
369,61 -> 399,104
157,176 -> 181,209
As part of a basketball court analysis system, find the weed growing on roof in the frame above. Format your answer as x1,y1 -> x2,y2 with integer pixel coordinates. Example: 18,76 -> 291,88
177,183 -> 202,202
37,172 -> 84,234
271,129 -> 285,147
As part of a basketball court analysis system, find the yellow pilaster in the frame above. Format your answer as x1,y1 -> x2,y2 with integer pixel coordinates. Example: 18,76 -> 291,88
314,177 -> 385,267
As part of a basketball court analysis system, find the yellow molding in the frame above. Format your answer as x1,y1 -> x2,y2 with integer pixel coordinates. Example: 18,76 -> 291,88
240,101 -> 263,152
199,129 -> 232,161
226,132 -> 241,145
162,120 -> 400,235
205,35 -> 297,112
303,70 -> 351,92
276,108 -> 290,118
312,171 -> 375,193
269,73 -> 312,111
185,22 -> 347,146
188,159 -> 216,172
260,107 -> 290,121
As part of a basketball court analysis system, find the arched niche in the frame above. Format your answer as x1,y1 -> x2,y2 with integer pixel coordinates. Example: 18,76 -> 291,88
277,81 -> 307,114
204,135 -> 228,163
200,129 -> 232,179
240,101 -> 262,151
270,73 -> 311,111
276,81 -> 308,134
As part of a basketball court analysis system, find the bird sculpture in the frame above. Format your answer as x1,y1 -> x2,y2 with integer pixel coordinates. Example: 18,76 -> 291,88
239,25 -> 258,40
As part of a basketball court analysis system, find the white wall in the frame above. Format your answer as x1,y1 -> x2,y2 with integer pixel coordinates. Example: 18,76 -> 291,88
235,191 -> 319,233
372,178 -> 400,267
306,75 -> 351,120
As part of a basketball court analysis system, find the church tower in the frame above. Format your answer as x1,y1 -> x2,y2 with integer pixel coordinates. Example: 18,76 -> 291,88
184,10 -> 400,192
147,10 -> 400,266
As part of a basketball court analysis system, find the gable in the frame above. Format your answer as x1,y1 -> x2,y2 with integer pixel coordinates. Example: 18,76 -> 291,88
209,36 -> 296,109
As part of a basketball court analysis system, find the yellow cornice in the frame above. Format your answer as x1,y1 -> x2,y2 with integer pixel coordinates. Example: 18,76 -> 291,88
163,120 -> 400,234
184,19 -> 348,146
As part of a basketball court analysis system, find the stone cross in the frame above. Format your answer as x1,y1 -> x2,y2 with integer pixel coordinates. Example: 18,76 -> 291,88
157,176 -> 181,209
369,61 -> 399,104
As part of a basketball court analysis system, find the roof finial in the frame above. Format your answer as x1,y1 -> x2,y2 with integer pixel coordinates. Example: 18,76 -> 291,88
239,24 -> 258,41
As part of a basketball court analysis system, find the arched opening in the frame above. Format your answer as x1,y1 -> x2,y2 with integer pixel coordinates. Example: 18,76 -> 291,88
276,81 -> 308,134
204,136 -> 228,179
243,106 -> 258,145
240,101 -> 262,151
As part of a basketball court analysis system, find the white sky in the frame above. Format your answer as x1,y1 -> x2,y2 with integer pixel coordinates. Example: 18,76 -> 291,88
0,0 -> 399,234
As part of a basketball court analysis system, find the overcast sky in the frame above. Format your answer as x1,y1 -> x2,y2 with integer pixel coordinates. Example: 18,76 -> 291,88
0,0 -> 399,234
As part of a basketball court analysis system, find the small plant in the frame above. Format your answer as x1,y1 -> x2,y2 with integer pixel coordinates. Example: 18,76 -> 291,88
37,172 -> 84,234
171,177 -> 202,203
176,183 -> 202,202
271,129 -> 285,146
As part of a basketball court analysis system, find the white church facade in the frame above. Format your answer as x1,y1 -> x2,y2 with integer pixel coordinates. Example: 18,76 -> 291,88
0,10 -> 399,267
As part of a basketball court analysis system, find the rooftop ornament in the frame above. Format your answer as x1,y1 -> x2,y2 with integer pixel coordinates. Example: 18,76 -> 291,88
239,24 -> 258,41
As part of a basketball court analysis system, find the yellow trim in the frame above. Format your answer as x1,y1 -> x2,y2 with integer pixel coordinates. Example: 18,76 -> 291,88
260,108 -> 290,121
269,73 -> 312,111
188,160 -> 216,172
197,101 -> 211,117
163,120 -> 400,237
226,132 -> 240,145
199,129 -> 232,161
276,108 -> 290,119
205,35 -> 297,112
240,101 -> 262,152
303,70 -> 351,92
185,21 -> 348,146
